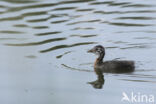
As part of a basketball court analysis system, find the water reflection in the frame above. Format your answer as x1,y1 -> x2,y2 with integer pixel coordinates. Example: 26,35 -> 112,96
88,69 -> 105,89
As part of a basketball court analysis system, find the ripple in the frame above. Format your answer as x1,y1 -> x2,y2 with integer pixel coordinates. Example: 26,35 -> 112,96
115,30 -> 156,34
106,46 -> 119,49
90,1 -> 116,5
67,19 -> 101,25
0,4 -> 8,9
27,17 -> 49,23
0,30 -> 24,34
26,13 -> 68,23
115,16 -> 156,20
94,10 -> 156,15
0,11 -> 48,22
53,7 -> 77,11
120,45 -> 149,49
51,19 -> 69,24
32,26 -> 49,29
91,1 -> 152,7
13,24 -> 29,28
105,21 -> 153,27
76,8 -> 94,12
0,38 -> 27,40
56,51 -> 72,59
6,3 -> 58,12
1,0 -> 39,4
0,16 -> 23,21
128,73 -> 156,79
70,34 -> 97,38
135,37 -> 156,40
40,42 -> 96,53
72,27 -> 94,30
108,2 -> 131,6
94,10 -> 124,14
114,70 -> 156,83
35,31 -> 61,36
50,14 -> 68,18
79,62 -> 92,66
59,0 -> 95,4
23,11 -> 47,17
121,4 -> 155,8
61,64 -> 93,72
5,37 -> 66,46
25,55 -> 37,59
120,79 -> 156,83
91,1 -> 154,8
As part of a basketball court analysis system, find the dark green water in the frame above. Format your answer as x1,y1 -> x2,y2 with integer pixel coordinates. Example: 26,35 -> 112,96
0,0 -> 156,104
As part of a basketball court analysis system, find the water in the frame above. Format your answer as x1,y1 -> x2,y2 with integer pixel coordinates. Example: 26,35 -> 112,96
0,0 -> 156,103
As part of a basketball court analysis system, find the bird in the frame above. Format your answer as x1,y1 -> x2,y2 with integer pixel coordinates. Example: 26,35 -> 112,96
87,45 -> 135,73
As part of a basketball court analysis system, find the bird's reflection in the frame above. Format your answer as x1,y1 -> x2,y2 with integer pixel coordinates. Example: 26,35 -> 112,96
88,68 -> 105,89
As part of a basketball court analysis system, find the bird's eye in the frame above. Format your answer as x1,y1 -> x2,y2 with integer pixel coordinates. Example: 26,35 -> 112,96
96,48 -> 102,53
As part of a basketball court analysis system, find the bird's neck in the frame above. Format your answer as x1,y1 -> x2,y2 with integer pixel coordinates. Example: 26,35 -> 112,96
95,53 -> 104,64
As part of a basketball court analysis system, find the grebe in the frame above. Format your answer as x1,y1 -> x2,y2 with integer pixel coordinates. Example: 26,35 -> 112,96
88,45 -> 135,73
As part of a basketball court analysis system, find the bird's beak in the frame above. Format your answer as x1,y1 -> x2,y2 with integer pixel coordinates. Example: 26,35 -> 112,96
87,48 -> 94,53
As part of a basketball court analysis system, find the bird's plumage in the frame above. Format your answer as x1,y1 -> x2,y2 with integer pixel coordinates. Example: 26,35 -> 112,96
88,45 -> 135,73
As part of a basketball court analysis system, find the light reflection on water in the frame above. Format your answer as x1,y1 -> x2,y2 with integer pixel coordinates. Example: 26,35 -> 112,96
0,0 -> 156,103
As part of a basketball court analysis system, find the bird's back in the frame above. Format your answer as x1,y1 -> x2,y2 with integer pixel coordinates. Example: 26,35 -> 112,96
95,60 -> 135,73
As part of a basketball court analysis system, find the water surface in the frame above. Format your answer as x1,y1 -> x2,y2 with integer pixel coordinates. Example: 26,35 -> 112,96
0,0 -> 156,104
